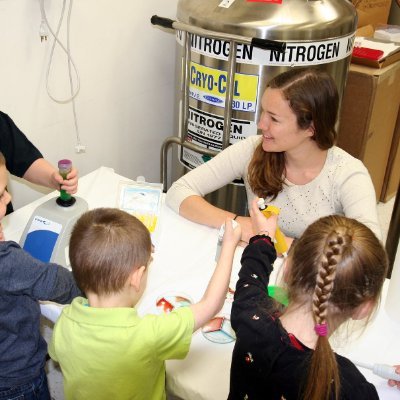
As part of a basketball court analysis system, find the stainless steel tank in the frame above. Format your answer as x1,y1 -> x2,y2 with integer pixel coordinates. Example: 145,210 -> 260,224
167,0 -> 357,214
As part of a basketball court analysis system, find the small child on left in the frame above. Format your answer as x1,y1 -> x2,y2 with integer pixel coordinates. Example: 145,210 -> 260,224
0,151 -> 82,399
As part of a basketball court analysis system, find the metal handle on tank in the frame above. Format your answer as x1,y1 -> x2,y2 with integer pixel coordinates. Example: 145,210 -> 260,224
151,15 -> 286,53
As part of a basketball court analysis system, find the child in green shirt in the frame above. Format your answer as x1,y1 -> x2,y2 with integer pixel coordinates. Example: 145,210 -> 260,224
49,207 -> 241,399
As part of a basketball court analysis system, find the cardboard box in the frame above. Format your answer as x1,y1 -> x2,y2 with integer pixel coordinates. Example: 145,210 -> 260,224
337,60 -> 400,201
380,106 -> 400,202
352,0 -> 392,28
355,24 -> 375,37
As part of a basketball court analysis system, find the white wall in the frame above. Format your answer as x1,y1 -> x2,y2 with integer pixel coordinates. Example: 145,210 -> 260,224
0,0 -> 179,209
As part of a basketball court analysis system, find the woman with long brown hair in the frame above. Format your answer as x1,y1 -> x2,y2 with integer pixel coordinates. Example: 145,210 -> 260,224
166,68 -> 381,245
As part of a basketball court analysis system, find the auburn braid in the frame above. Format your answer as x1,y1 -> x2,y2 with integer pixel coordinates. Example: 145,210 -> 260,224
312,229 -> 351,325
294,216 -> 387,400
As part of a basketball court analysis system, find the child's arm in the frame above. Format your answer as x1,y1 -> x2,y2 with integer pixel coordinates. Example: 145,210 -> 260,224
23,158 -> 79,194
190,218 -> 241,331
231,199 -> 279,297
249,198 -> 278,240
1,242 -> 82,302
49,266 -> 83,304
231,200 -> 279,324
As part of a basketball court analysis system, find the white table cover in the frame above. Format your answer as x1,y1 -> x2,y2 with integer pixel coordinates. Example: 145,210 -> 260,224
3,166 -> 399,400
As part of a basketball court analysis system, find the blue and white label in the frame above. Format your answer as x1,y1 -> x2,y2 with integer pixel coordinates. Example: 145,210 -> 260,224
23,216 -> 62,263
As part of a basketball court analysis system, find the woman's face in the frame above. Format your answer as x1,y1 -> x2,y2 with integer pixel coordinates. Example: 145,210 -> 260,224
0,165 -> 11,221
258,88 -> 314,153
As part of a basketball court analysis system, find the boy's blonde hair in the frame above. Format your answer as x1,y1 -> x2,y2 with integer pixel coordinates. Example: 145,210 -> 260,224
69,208 -> 152,295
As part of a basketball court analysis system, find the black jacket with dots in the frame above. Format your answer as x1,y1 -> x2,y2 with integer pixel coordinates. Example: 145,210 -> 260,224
228,235 -> 379,400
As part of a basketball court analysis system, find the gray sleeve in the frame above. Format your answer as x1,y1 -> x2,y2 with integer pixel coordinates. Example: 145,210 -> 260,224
0,241 -> 82,303
166,136 -> 260,213
50,266 -> 83,304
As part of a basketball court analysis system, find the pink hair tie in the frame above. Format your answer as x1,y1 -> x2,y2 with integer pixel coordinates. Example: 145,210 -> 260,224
314,323 -> 328,337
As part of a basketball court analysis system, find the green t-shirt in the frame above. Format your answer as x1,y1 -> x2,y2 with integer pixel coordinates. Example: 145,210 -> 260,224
49,297 -> 194,400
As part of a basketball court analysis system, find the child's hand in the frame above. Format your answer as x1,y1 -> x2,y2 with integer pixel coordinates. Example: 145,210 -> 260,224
388,365 -> 400,390
222,218 -> 242,248
52,167 -> 79,194
233,216 -> 253,245
250,198 -> 278,240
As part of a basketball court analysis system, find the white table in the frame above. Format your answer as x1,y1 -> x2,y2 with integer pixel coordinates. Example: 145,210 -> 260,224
3,167 -> 399,400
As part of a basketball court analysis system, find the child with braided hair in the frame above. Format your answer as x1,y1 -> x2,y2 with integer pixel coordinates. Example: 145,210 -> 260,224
228,199 -> 393,400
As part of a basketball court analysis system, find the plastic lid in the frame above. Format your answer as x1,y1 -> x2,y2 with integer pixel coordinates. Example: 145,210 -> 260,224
257,198 -> 265,208
58,159 -> 72,169
201,316 -> 236,344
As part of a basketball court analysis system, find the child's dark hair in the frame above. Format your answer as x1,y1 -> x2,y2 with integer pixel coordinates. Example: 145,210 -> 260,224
287,215 -> 388,400
69,207 -> 152,295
